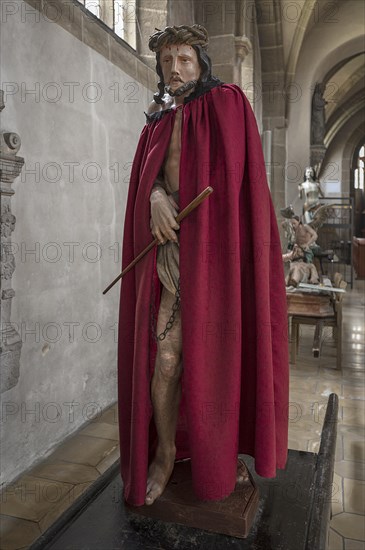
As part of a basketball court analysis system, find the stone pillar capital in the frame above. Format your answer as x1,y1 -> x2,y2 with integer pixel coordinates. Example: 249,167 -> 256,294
235,35 -> 252,62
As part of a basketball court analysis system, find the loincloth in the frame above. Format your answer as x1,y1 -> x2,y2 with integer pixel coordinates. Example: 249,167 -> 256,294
156,190 -> 180,295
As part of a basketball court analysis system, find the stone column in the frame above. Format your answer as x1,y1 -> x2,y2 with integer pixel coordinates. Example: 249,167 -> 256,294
0,90 -> 24,393
136,0 -> 168,69
234,35 -> 252,90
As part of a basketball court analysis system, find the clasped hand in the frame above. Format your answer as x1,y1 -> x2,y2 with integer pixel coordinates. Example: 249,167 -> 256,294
150,187 -> 179,245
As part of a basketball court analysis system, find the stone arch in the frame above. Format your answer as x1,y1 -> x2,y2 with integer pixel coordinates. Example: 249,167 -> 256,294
255,0 -> 285,122
285,0 -> 317,92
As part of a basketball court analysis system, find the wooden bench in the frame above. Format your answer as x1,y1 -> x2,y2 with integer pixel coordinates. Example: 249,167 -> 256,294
287,273 -> 347,369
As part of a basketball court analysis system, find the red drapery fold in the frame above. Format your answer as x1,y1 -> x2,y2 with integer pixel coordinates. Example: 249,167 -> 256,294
118,84 -> 289,506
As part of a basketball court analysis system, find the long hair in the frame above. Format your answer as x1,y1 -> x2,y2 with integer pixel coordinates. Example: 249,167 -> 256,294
303,166 -> 317,181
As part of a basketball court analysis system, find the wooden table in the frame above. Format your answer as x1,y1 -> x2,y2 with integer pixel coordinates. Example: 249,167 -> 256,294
286,288 -> 335,360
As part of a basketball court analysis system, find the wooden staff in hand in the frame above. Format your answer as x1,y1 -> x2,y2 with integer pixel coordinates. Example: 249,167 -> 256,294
102,186 -> 213,295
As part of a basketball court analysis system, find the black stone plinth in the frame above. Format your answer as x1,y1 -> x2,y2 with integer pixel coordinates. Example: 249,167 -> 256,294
29,451 -> 317,550
30,394 -> 339,550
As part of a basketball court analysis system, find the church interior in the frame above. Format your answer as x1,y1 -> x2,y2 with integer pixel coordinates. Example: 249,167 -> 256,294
1,0 -> 364,548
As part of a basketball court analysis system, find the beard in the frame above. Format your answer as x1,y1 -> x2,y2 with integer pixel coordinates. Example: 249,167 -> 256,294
165,79 -> 198,97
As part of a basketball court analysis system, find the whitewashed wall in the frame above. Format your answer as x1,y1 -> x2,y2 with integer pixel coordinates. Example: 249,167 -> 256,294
1,0 -> 150,485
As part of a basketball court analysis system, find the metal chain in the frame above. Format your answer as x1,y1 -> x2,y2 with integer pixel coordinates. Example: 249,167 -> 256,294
150,279 -> 181,342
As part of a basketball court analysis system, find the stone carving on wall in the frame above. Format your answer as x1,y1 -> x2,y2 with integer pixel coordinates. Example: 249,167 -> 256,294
310,82 -> 327,175
0,89 -> 24,393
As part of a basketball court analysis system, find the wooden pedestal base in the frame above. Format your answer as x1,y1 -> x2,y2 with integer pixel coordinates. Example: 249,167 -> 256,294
126,459 -> 259,539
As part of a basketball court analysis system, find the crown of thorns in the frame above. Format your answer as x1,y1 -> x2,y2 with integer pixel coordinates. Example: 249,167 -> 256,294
149,24 -> 209,52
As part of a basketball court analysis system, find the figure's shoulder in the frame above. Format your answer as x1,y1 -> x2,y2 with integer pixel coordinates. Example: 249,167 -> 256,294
145,96 -> 174,123
146,100 -> 162,116
211,83 -> 257,120
211,83 -> 246,101
147,97 -> 173,114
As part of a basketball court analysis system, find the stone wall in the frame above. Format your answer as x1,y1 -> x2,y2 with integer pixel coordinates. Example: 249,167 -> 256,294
0,0 -> 152,486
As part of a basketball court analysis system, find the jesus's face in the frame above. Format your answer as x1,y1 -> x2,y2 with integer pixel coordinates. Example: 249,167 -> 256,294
160,44 -> 201,92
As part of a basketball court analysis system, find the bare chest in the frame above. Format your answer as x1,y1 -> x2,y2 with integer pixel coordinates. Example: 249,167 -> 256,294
162,108 -> 183,193
167,108 -> 182,156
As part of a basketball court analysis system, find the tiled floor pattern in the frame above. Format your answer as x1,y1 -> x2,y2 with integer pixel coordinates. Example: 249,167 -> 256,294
0,282 -> 364,550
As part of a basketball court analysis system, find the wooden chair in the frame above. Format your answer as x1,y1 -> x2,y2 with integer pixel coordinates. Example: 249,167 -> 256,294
289,273 -> 347,369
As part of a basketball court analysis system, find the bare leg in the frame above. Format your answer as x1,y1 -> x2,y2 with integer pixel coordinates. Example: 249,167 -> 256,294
145,286 -> 183,505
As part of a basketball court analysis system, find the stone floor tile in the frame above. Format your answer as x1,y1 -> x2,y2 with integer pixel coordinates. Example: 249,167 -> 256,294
289,410 -> 327,434
289,364 -> 320,377
30,461 -> 100,484
0,475 -> 73,522
91,403 -> 118,425
343,366 -> 365,381
288,378 -> 318,393
342,365 -> 365,375
341,370 -> 365,383
39,482 -> 92,532
328,527 -> 345,550
319,370 -> 344,382
342,406 -> 365,427
341,399 -> 365,410
316,379 -> 343,398
288,392 -> 313,417
343,345 -> 365,357
308,439 -> 320,453
342,377 -> 365,388
0,514 -> 41,550
343,385 -> 365,400
335,435 -> 345,462
315,356 -> 340,372
331,513 -> 365,540
344,539 -> 365,550
339,425 -> 365,439
331,472 -> 344,516
335,460 -> 365,481
49,434 -> 119,467
80,421 -> 119,441
342,331 -> 365,344
343,438 -> 365,462
343,478 -> 365,514
287,436 -> 308,452
95,444 -> 120,475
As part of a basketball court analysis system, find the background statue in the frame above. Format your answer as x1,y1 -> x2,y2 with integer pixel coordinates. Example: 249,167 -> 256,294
311,82 -> 327,146
282,205 -> 330,287
298,166 -> 324,223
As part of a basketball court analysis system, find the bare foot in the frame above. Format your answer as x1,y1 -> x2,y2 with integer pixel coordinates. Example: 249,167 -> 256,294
145,447 -> 176,505
236,459 -> 250,483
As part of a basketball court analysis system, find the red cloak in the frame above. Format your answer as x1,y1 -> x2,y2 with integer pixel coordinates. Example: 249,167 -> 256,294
118,83 -> 289,506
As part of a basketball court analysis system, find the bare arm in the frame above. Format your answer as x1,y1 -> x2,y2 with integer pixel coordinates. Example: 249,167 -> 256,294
317,182 -> 325,198
147,99 -> 179,244
150,166 -> 179,244
304,224 -> 318,247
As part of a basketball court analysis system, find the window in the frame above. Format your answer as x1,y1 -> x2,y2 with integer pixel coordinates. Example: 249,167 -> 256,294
354,145 -> 364,190
78,0 -> 137,49
114,0 -> 137,49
